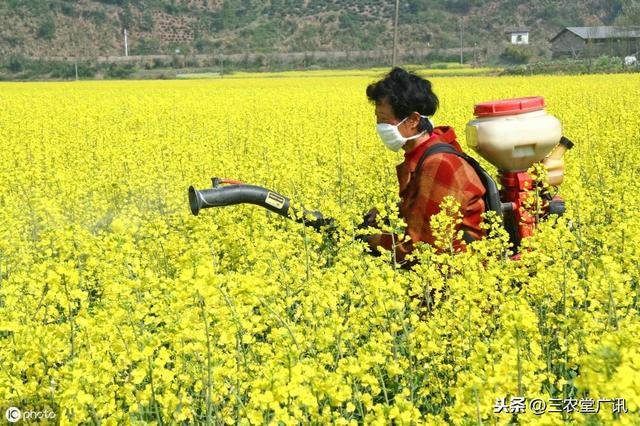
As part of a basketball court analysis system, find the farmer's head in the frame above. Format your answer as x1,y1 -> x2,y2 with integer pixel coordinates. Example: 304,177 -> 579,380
366,67 -> 439,152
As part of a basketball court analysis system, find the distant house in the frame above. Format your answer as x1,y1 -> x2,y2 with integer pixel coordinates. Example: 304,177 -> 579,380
505,27 -> 530,45
550,26 -> 640,59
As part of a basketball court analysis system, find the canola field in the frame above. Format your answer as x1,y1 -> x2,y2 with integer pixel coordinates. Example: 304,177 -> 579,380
0,71 -> 639,425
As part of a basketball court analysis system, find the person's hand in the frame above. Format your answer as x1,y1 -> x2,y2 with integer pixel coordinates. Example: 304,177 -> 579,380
366,234 -> 383,247
355,233 -> 383,256
358,207 -> 381,230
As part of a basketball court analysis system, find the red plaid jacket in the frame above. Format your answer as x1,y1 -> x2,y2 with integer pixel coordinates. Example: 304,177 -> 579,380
378,126 -> 486,264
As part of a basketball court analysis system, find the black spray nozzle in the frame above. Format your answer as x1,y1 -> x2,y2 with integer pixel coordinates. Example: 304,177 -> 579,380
559,136 -> 574,150
188,178 -> 335,232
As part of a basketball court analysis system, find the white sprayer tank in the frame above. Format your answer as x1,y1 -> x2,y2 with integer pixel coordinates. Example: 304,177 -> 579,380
465,96 -> 562,172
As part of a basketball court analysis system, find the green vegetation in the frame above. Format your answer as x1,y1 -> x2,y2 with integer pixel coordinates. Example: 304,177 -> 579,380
1,0 -> 639,80
1,50 -> 635,82
36,17 -> 55,40
2,0 -> 638,58
500,46 -> 533,65
429,62 -> 472,69
500,56 -> 636,76
0,55 -> 136,80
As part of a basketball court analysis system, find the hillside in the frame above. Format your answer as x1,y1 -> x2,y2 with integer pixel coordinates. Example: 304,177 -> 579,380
1,0 -> 638,62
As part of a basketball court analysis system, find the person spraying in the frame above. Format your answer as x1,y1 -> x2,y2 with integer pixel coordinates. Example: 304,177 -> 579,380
358,67 -> 487,268
188,68 -> 573,266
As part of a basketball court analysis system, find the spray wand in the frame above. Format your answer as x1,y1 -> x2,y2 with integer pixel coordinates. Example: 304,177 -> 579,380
188,178 -> 339,232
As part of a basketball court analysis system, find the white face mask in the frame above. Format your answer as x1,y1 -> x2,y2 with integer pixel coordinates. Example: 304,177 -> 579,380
376,115 -> 434,152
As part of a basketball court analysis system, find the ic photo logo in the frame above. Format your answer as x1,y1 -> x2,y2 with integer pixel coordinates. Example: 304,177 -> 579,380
5,406 -> 56,423
5,407 -> 21,423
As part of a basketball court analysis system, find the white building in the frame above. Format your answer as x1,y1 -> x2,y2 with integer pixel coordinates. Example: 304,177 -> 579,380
505,27 -> 530,45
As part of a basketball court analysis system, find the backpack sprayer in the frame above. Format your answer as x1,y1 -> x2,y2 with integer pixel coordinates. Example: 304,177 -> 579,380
465,96 -> 574,251
188,96 -> 573,254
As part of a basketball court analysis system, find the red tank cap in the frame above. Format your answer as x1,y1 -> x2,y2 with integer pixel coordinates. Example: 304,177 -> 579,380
474,96 -> 545,117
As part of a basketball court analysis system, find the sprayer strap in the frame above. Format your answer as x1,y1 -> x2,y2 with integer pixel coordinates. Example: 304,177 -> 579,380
414,143 -> 480,244
415,143 -> 466,177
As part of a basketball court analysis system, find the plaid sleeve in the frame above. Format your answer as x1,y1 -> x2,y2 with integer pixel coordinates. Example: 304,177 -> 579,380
378,152 -> 485,264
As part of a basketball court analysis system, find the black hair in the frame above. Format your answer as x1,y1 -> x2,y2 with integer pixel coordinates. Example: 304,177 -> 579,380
366,67 -> 439,134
